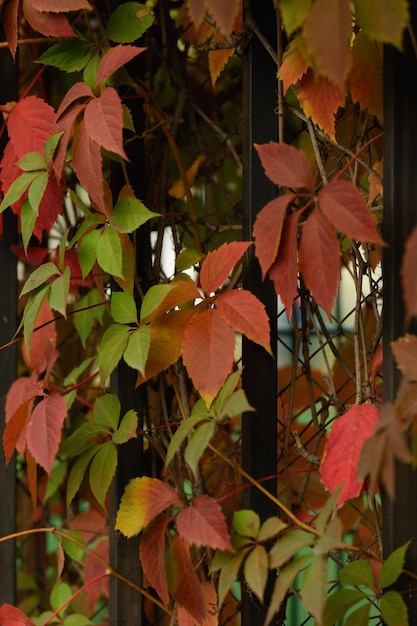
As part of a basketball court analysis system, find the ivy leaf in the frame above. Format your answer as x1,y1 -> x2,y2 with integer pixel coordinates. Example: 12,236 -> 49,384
111,291 -> 138,324
185,421 -> 216,478
299,207 -> 341,317
66,446 -> 101,507
37,39 -> 94,72
123,326 -> 151,376
253,194 -> 295,278
72,120 -> 104,211
296,70 -> 345,139
304,0 -> 351,89
140,515 -> 172,605
98,323 -> 131,384
105,2 -> 155,43
182,308 -> 235,407
269,529 -> 315,569
244,545 -> 268,603
320,404 -> 379,506
215,289 -> 272,354
165,413 -> 210,468
279,0 -> 311,36
300,555 -> 328,623
115,476 -> 183,537
110,195 -> 158,233
93,393 -> 121,431
23,2 -> 75,37
89,442 -> 117,508
199,241 -> 252,295
318,179 -> 385,245
322,589 -> 367,626
48,266 -> 70,318
339,558 -> 375,588
380,590 -> 409,626
265,556 -> 311,626
176,495 -> 233,551
254,142 -> 314,190
96,226 -> 124,278
96,44 -> 146,85
20,262 -> 59,296
354,0 -> 409,49
26,392 -> 67,474
233,510 -> 260,539
112,409 -> 138,444
269,212 -> 299,318
379,542 -> 410,589
140,281 -> 200,323
166,536 -> 206,624
84,87 -> 127,159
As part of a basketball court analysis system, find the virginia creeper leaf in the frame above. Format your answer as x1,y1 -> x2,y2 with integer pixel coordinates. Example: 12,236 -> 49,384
322,589 -> 367,626
22,284 -> 50,354
258,516 -> 287,542
37,40 -> 94,73
59,422 -> 108,458
343,602 -> 371,626
105,2 -> 155,43
0,604 -> 35,625
112,409 -> 138,444
0,171 -> 40,213
218,547 -> 251,609
233,509 -> 260,539
318,179 -> 385,245
20,262 -> 59,296
17,151 -> 47,171
98,323 -> 131,384
296,70 -> 345,138
349,32 -> 383,120
110,195 -> 158,233
48,266 -> 70,318
278,38 -> 309,93
78,229 -> 101,278
379,541 -> 410,589
176,495 -> 233,551
23,2 -> 75,38
380,590 -> 409,626
96,225 -> 124,278
140,281 -> 200,323
279,0 -> 311,36
204,0 -> 239,35
22,300 -> 57,374
166,536 -> 206,624
123,326 -> 151,375
96,44 -> 146,85
244,544 -> 268,603
66,446 -> 101,507
89,442 -> 117,508
199,241 -> 252,295
3,0 -> 19,57
84,87 -> 127,159
56,82 -> 93,119
184,421 -> 216,478
6,95 -> 55,157
300,555 -> 327,623
269,529 -> 315,569
320,403 -> 379,506
186,0 -> 205,29
253,193 -> 295,278
111,291 -> 138,324
72,120 -> 104,210
254,142 -> 314,190
165,413 -> 211,468
28,171 -> 48,213
94,393 -> 121,430
269,212 -> 299,317
26,392 -> 67,474
299,207 -> 341,317
354,0 -> 409,49
28,0 -> 92,11
182,307 -> 235,407
115,476 -> 182,537
177,582 -> 217,626
264,556 -> 311,626
217,389 -> 255,420
140,514 -> 172,605
4,377 -> 44,465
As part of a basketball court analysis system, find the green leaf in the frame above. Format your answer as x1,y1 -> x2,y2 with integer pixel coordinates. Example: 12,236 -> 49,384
83,52 -> 102,89
258,516 -> 287,542
322,588 -> 368,626
140,283 -> 174,321
218,547 -> 251,609
16,151 -> 47,171
123,325 -> 151,375
340,599 -> 371,626
94,393 -> 121,430
66,446 -> 101,507
218,389 -> 255,420
89,442 -> 117,508
28,171 -> 48,213
44,460 -> 68,503
105,2 -> 155,43
50,582 -> 72,616
280,0 -> 312,36
111,291 -> 138,324
244,544 -> 268,603
264,555 -> 311,626
233,510 -> 260,539
64,357 -> 96,387
165,413 -> 210,467
20,262 -> 59,297
0,171 -> 39,212
63,615 -> 93,626
315,487 -> 341,535
37,40 -> 94,72
184,420 -> 216,478
48,266 -> 70,318
339,559 -> 375,588
380,590 -> 409,626
73,288 -> 105,347
212,368 -> 242,414
96,226 -> 124,278
98,323 -> 131,383
176,248 -> 204,272
22,285 -> 50,354
78,229 -> 101,278
112,409 -> 138,444
21,198 -> 38,252
59,422 -> 106,458
269,529 -> 315,569
300,555 -> 328,623
379,541 -> 410,589
45,132 -> 64,162
354,0 -> 409,49
60,530 -> 86,565
110,196 -> 159,233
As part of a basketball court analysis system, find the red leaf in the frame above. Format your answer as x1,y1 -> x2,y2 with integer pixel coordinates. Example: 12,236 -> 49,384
0,604 -> 35,625
320,404 -> 379,506
299,208 -> 340,317
182,308 -> 235,406
176,495 -> 233,551
349,33 -> 383,120
199,241 -> 252,295
22,300 -> 57,374
28,0 -> 92,11
401,225 -> 417,324
11,245 -> 49,267
96,45 -> 146,85
177,582 -> 217,626
269,212 -> 299,318
296,70 -> 345,139
56,82 -> 93,119
72,119 -> 104,210
26,391 -> 67,474
33,173 -> 65,239
215,289 -> 271,354
278,39 -> 308,94
23,1 -> 75,37
167,536 -> 205,624
4,377 -> 45,465
69,509 -> 108,542
204,0 -> 240,35
3,0 -> 20,57
84,87 -> 127,159
318,179 -> 385,245
253,193 -> 295,278
83,539 -> 109,608
304,0 -> 351,89
186,0 -> 206,29
53,104 -> 86,179
392,334 -> 417,381
6,96 -> 55,157
254,142 -> 314,191
140,515 -> 172,605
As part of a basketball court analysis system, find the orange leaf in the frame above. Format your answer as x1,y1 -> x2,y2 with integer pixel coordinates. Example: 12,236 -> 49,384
320,404 -> 379,506
278,39 -> 308,94
318,179 -> 385,245
4,377 -> 45,465
204,0 -> 239,35
299,208 -> 340,317
177,582 -> 217,626
269,212 -> 299,318
182,307 -> 235,406
215,289 -> 271,354
168,154 -> 205,199
140,515 -> 172,605
186,0 -> 206,29
167,536 -> 205,623
208,29 -> 235,86
254,142 -> 314,191
176,495 -> 233,551
199,241 -> 252,295
253,193 -> 296,278
349,33 -> 383,120
401,225 -> 417,325
296,70 -> 345,139
304,0 -> 351,89
22,300 -> 57,374
26,391 -> 67,474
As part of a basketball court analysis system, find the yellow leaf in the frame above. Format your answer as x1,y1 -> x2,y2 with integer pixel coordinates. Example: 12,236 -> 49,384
168,154 -> 205,199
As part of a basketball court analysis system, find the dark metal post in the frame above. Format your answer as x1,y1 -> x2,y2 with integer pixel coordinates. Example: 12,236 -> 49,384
242,1 -> 278,624
383,4 -> 417,620
0,43 -> 17,604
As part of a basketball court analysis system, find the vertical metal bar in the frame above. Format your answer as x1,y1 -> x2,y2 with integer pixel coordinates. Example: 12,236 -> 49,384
242,1 -> 278,624
0,42 -> 17,605
383,4 -> 417,620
